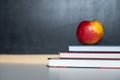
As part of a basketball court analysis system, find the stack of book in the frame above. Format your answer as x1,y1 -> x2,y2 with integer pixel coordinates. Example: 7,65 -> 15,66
47,46 -> 120,69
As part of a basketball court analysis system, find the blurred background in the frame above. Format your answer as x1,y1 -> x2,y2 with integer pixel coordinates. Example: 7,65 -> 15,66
0,0 -> 120,54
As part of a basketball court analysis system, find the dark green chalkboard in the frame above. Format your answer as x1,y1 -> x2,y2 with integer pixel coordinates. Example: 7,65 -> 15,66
0,0 -> 120,54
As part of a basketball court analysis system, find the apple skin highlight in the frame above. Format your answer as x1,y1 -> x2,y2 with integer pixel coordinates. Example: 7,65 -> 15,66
76,20 -> 104,44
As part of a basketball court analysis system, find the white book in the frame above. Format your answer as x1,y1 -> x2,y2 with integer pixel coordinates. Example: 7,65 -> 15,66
59,52 -> 120,59
69,45 -> 120,52
48,58 -> 120,69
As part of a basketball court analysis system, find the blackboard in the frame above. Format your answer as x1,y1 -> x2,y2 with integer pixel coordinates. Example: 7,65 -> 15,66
0,0 -> 120,54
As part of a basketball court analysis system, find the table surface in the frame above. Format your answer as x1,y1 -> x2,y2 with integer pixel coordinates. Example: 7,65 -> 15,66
0,55 -> 120,80
0,64 -> 120,80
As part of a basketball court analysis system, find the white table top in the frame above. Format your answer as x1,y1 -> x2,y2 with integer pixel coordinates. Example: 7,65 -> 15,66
0,63 -> 120,80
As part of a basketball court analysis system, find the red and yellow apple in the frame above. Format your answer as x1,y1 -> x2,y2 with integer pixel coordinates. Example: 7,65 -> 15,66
76,20 -> 104,44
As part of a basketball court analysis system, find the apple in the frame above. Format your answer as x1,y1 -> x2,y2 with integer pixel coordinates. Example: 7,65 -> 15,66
76,20 -> 104,44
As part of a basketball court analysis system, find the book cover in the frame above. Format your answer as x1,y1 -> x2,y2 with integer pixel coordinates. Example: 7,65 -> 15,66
69,45 -> 120,52
48,58 -> 120,69
59,52 -> 120,60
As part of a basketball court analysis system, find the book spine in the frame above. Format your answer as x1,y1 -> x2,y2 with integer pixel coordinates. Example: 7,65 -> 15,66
59,57 -> 120,60
68,46 -> 120,52
47,65 -> 120,69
